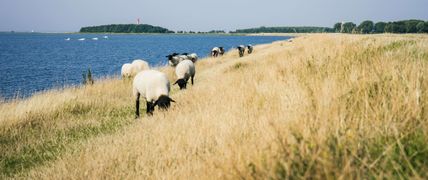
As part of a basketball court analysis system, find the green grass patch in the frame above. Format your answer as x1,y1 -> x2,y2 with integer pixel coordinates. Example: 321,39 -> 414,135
225,62 -> 249,73
0,100 -> 135,177
382,40 -> 416,52
270,128 -> 428,179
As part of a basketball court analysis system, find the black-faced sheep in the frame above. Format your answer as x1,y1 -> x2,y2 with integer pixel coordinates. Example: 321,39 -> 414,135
133,70 -> 175,117
166,53 -> 190,66
247,44 -> 253,54
181,53 -> 198,63
237,45 -> 245,57
174,60 -> 195,90
187,53 -> 198,63
211,47 -> 220,57
219,47 -> 225,56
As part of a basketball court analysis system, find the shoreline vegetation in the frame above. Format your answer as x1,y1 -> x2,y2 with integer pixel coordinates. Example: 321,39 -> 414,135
3,19 -> 428,34
232,26 -> 334,33
77,19 -> 428,34
1,34 -> 428,179
79,24 -> 174,33
232,20 -> 428,34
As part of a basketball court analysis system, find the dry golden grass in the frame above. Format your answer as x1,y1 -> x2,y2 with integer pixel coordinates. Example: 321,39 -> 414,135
1,34 -> 428,179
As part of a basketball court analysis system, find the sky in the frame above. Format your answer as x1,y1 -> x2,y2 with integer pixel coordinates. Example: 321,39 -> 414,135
1,0 -> 427,32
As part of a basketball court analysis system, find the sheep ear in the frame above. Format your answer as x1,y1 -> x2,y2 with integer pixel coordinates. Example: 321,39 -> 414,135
169,97 -> 176,103
173,80 -> 178,85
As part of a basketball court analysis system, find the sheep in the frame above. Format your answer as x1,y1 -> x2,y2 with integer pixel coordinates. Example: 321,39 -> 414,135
133,70 -> 175,117
174,60 -> 195,90
166,53 -> 187,66
187,53 -> 198,63
131,59 -> 150,74
247,44 -> 254,54
166,54 -> 180,66
121,63 -> 134,78
177,54 -> 189,59
219,47 -> 225,56
237,45 -> 245,57
211,47 -> 220,57
121,59 -> 150,79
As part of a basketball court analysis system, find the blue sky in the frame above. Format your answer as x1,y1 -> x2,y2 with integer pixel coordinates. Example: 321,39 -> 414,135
1,0 -> 427,32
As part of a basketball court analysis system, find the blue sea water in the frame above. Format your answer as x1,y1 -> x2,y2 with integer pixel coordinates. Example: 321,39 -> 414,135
0,33 -> 290,99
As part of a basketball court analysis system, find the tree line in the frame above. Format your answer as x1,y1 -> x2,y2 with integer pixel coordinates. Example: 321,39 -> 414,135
334,19 -> 428,34
80,24 -> 174,33
80,20 -> 428,34
175,30 -> 226,34
231,26 -> 334,33
227,20 -> 428,34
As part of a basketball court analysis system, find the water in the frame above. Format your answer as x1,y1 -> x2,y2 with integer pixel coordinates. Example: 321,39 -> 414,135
0,33 -> 290,99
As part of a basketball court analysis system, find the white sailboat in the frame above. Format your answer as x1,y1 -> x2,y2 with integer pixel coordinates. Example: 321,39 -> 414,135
78,38 -> 86,41
65,38 -> 71,41
92,37 -> 99,40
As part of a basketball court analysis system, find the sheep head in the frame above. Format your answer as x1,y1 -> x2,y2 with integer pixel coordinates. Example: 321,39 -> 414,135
155,95 -> 175,110
146,101 -> 155,116
174,79 -> 188,90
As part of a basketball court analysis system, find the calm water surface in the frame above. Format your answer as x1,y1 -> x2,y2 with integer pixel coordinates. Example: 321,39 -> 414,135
0,33 -> 290,99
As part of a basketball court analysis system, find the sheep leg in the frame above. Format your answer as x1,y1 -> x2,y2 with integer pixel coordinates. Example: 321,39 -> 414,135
135,93 -> 140,118
191,76 -> 194,85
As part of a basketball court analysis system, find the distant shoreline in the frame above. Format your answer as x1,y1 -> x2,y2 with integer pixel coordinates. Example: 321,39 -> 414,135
0,31 -> 298,37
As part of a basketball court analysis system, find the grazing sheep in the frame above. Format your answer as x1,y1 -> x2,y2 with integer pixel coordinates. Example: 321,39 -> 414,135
247,44 -> 254,54
187,53 -> 198,63
131,59 -> 150,74
177,54 -> 189,60
174,60 -> 195,90
121,63 -> 134,78
133,70 -> 175,117
211,47 -> 220,57
237,45 -> 245,57
166,54 -> 180,66
166,53 -> 187,66
219,47 -> 225,56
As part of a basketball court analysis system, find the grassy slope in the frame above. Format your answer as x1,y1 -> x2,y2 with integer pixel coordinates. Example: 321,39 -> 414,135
1,34 -> 428,179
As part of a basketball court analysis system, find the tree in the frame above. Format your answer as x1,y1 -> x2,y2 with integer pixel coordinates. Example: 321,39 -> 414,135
384,23 -> 394,33
231,26 -> 334,33
404,20 -> 424,33
342,22 -> 356,33
425,22 -> 428,33
416,22 -> 428,33
384,22 -> 406,33
374,22 -> 387,33
392,21 -> 407,33
333,22 -> 342,32
358,20 -> 374,34
80,24 -> 174,33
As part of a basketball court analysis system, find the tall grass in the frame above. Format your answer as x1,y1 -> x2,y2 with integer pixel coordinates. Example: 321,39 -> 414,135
1,34 -> 428,179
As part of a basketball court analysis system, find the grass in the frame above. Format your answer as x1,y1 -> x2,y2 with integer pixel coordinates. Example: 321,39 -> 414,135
1,34 -> 428,179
